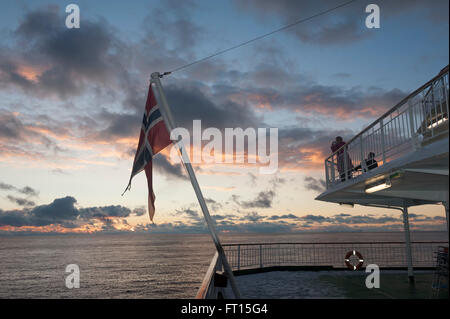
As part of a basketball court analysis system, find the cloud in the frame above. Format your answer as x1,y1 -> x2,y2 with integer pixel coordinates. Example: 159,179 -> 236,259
0,180 -> 39,199
17,186 -> 39,197
0,196 -> 134,228
0,6 -> 128,98
164,83 -> 262,130
233,190 -> 276,209
234,0 -> 449,45
304,176 -> 326,193
300,214 -> 331,224
6,195 -> 35,207
132,207 -> 146,217
240,211 -> 266,222
153,154 -> 185,179
0,182 -> 15,191
267,214 -> 300,220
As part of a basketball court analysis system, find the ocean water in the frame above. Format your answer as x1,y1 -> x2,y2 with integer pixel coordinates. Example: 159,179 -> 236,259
0,231 -> 447,299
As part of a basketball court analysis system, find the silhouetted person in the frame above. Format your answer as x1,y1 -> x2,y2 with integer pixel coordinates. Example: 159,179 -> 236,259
331,136 -> 353,181
355,152 -> 378,172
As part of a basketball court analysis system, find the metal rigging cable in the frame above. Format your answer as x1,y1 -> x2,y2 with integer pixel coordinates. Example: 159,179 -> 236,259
165,0 -> 359,75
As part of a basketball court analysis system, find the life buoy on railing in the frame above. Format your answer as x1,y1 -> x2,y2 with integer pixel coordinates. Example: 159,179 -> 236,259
345,250 -> 364,270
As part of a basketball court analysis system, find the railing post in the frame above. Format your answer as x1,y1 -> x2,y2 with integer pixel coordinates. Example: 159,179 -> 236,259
360,135 -> 366,172
343,146 -> 348,181
325,160 -> 329,188
330,156 -> 336,184
237,245 -> 241,271
259,244 -> 263,268
408,99 -> 419,150
380,119 -> 386,165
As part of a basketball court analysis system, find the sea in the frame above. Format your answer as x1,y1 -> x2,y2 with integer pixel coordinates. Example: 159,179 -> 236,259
0,231 -> 447,299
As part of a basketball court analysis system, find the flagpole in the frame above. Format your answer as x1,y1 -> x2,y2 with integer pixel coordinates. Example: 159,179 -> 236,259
150,72 -> 241,299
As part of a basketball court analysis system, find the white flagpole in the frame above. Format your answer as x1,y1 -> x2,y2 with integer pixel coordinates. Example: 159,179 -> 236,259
150,72 -> 241,299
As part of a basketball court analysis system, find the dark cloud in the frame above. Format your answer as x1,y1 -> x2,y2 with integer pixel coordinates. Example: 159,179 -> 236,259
240,211 -> 266,222
17,186 -> 39,197
0,110 -> 68,159
0,180 -> 39,198
240,82 -> 406,119
205,198 -> 223,212
234,0 -> 449,45
330,213 -> 398,225
0,6 -> 412,175
132,207 -> 146,217
268,214 -> 300,220
300,214 -> 331,224
0,196 -> 134,228
6,195 -> 35,207
233,190 -> 275,209
304,176 -> 326,193
1,6 -> 127,98
0,182 -> 15,191
175,208 -> 202,223
78,205 -> 132,219
0,112 -> 26,140
153,154 -> 185,179
165,84 -> 262,130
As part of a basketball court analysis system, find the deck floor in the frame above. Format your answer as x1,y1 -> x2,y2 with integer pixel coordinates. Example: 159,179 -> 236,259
225,270 -> 448,299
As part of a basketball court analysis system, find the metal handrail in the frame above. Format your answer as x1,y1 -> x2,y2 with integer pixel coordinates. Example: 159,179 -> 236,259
346,65 -> 448,148
222,241 -> 449,271
324,65 -> 449,188
223,241 -> 448,246
195,252 -> 220,299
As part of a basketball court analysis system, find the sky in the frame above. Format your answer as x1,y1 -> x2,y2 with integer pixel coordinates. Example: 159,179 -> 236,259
0,0 -> 448,235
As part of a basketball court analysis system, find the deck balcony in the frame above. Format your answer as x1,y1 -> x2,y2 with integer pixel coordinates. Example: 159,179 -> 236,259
316,66 -> 449,208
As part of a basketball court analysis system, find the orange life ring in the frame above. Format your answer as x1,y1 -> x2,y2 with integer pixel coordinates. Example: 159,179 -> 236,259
345,250 -> 364,270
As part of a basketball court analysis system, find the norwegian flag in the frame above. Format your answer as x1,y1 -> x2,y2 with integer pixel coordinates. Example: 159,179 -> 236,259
123,84 -> 172,221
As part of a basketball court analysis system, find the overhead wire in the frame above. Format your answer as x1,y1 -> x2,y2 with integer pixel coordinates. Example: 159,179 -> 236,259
165,0 -> 359,75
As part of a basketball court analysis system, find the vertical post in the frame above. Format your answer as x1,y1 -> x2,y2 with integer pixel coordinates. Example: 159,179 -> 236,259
237,245 -> 241,272
343,146 -> 348,181
408,100 -> 419,150
402,205 -> 414,283
259,244 -> 263,268
151,73 -> 241,299
360,135 -> 366,172
380,119 -> 386,165
330,156 -> 336,184
325,160 -> 329,188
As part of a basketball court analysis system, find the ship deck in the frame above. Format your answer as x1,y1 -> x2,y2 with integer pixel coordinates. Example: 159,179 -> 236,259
224,269 -> 448,299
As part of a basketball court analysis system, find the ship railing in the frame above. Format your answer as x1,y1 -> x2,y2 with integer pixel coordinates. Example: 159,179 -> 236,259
222,241 -> 448,271
325,66 -> 449,189
197,241 -> 448,298
195,252 -> 228,299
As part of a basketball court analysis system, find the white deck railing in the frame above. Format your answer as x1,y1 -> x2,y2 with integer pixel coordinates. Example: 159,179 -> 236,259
325,66 -> 449,189
222,242 -> 448,270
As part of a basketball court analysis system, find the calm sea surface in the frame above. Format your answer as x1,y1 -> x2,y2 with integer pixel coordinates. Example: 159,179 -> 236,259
0,231 -> 447,298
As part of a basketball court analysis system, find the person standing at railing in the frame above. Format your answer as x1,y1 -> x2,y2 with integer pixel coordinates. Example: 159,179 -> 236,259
331,136 -> 353,181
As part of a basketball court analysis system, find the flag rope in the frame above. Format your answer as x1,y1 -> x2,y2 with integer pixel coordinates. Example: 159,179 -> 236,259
164,0 -> 358,75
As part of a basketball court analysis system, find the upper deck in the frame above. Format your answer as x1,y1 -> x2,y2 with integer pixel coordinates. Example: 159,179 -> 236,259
316,66 -> 449,208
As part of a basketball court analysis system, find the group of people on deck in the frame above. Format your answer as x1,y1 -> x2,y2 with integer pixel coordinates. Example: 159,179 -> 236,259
330,136 -> 378,182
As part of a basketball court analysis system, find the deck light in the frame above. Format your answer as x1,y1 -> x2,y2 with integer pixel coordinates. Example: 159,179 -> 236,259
365,179 -> 391,193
